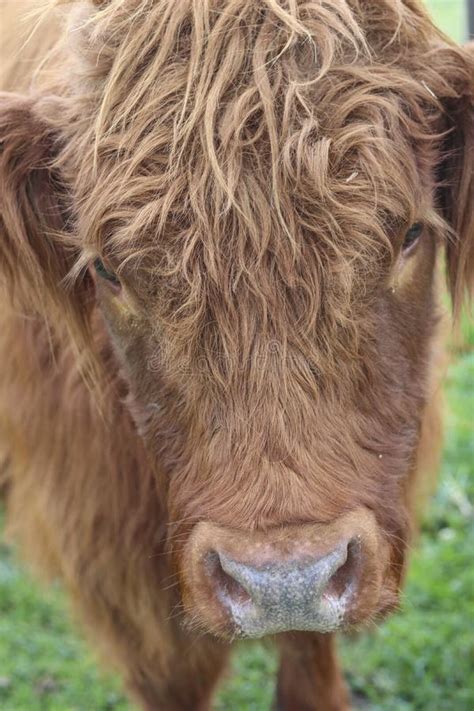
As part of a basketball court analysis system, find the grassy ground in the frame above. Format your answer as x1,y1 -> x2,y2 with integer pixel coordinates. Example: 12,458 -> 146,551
1,2 -> 472,710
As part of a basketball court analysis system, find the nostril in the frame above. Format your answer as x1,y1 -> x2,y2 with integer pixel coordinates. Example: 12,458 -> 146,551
324,538 -> 361,598
205,551 -> 252,605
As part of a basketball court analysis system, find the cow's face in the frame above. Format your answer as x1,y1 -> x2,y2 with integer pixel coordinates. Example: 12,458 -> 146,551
88,141 -> 440,639
1,1 -> 472,640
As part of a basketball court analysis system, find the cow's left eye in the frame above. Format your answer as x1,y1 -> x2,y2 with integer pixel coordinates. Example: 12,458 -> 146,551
402,222 -> 424,252
93,258 -> 121,287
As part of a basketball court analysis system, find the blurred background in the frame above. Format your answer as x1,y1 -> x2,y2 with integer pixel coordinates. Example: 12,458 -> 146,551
0,1 -> 472,709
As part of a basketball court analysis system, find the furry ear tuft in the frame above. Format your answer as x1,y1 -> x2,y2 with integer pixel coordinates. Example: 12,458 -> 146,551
434,45 -> 474,316
0,92 -> 95,366
0,93 -> 73,306
444,105 -> 474,314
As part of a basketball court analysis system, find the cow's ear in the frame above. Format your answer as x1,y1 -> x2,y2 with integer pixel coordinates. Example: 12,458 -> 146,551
433,43 -> 474,316
0,92 -> 92,337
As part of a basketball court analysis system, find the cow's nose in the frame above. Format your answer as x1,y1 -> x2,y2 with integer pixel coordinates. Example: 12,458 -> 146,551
207,540 -> 357,638
185,511 -> 384,639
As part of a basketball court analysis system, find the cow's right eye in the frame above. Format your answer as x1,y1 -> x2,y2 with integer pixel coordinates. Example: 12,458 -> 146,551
93,258 -> 121,288
402,222 -> 424,252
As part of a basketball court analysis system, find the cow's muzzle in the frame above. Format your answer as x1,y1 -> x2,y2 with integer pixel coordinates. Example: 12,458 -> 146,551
182,508 -> 389,638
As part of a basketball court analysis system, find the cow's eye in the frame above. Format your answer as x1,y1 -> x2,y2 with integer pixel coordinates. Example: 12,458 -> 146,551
93,258 -> 121,287
402,222 -> 423,252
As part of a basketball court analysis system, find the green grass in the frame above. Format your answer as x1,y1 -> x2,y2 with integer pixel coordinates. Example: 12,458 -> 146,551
1,3 -> 472,710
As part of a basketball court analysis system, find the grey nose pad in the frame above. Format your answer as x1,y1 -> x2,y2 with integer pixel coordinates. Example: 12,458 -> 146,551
215,542 -> 355,637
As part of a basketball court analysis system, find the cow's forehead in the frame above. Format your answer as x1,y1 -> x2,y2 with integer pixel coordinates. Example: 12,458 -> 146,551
68,0 -> 442,371
70,0 -> 439,261
81,74 -> 427,256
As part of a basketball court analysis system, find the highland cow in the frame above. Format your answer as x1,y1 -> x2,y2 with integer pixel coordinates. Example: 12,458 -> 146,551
0,0 -> 472,709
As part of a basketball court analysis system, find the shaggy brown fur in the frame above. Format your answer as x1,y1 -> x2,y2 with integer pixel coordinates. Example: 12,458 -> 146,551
0,1 -> 472,708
